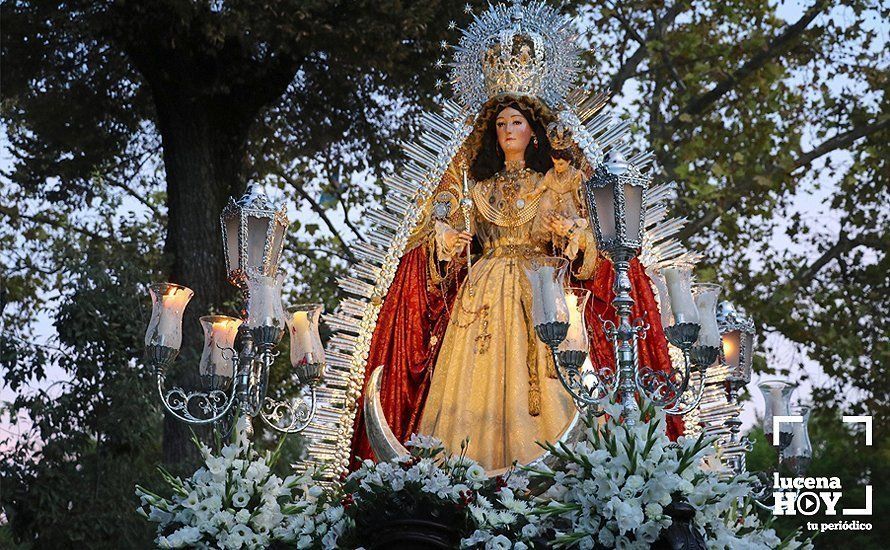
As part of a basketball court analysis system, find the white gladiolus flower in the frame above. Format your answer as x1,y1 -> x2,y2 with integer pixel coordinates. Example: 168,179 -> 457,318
231,491 -> 250,508
624,474 -> 644,493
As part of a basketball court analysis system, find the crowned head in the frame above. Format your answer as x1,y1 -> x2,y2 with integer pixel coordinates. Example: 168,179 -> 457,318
450,0 -> 582,113
481,20 -> 546,101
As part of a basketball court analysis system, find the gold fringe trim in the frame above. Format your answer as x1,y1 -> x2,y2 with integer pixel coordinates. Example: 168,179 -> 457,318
520,265 -> 541,416
546,351 -> 558,379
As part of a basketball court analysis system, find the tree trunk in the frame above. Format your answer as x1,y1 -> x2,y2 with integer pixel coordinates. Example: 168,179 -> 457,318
152,91 -> 252,467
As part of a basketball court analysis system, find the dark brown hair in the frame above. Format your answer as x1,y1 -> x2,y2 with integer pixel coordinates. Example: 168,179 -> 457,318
550,148 -> 574,161
470,101 -> 553,181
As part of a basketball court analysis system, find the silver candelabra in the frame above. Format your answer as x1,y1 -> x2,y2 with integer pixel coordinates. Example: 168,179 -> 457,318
530,152 -> 718,424
144,185 -> 326,435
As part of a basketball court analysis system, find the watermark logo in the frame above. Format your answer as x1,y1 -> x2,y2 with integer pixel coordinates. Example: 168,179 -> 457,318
771,415 -> 873,533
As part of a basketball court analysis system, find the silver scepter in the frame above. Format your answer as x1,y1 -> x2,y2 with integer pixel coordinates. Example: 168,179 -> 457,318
460,165 -> 474,296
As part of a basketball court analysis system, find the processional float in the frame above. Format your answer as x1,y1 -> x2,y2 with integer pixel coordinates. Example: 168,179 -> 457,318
142,1 -> 812,504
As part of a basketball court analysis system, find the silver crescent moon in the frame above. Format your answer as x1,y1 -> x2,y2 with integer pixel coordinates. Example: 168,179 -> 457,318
363,365 -> 586,483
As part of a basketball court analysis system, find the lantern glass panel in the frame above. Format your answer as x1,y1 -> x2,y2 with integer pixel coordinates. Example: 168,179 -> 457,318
723,329 -> 741,371
246,215 -> 271,275
224,215 -> 240,276
591,183 -> 616,242
739,330 -> 755,381
623,182 -> 643,243
267,220 -> 285,274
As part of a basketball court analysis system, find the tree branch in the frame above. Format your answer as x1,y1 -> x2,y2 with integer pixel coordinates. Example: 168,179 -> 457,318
103,175 -> 161,216
794,232 -> 855,285
273,172 -> 356,263
0,206 -> 105,241
667,0 -> 828,128
676,116 -> 888,240
609,0 -> 689,93
318,154 -> 366,242
795,115 -> 890,168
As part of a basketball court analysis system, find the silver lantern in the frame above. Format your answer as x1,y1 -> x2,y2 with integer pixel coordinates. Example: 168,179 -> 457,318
584,150 -> 650,255
220,184 -> 290,286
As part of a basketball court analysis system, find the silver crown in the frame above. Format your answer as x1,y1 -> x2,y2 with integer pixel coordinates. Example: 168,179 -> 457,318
449,0 -> 583,112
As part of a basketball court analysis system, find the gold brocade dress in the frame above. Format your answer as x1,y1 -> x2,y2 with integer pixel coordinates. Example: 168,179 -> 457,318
418,162 -> 596,470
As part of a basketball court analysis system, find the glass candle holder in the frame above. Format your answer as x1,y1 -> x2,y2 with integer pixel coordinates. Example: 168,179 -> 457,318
145,283 -> 194,350
692,283 -> 722,348
758,379 -> 796,448
287,304 -> 325,385
662,266 -> 699,326
560,288 -> 591,353
783,405 -> 813,476
198,315 -> 243,378
245,271 -> 287,329
647,268 -> 674,329
523,257 -> 570,327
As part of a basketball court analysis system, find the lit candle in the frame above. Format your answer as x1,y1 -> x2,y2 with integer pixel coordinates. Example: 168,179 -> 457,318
663,267 -> 698,326
146,283 -> 193,350
722,330 -> 741,370
199,315 -> 242,377
290,311 -> 312,362
288,305 -> 324,366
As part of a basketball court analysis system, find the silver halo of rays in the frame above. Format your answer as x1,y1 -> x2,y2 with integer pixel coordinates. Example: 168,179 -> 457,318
297,2 -> 710,486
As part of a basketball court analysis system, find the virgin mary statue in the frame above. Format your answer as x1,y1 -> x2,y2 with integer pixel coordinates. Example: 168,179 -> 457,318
331,1 -> 685,473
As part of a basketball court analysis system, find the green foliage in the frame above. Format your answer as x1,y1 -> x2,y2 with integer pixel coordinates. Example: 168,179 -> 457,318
1,0 -> 885,546
580,0 -> 888,417
1,207 -> 165,547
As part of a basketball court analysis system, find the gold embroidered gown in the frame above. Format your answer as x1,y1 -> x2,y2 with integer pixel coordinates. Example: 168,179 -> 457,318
418,162 -> 598,470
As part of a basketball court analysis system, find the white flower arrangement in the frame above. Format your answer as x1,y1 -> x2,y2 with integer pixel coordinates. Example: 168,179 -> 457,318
523,400 -> 813,550
305,434 -> 544,549
138,402 -> 815,549
136,418 -> 338,549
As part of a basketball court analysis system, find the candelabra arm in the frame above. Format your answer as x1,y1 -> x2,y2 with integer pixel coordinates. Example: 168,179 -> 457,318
260,386 -> 318,433
662,357 -> 707,415
155,355 -> 239,425
549,345 -> 607,415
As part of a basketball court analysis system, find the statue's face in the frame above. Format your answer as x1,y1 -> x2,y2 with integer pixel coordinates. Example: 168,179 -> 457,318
495,107 -> 532,158
552,157 -> 570,174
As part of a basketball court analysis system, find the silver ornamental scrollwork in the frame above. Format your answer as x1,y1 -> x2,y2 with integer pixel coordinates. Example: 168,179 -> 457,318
260,388 -> 317,433
157,346 -> 239,425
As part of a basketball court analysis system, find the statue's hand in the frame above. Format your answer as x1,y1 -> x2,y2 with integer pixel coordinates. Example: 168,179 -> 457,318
546,212 -> 575,237
443,227 -> 473,252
